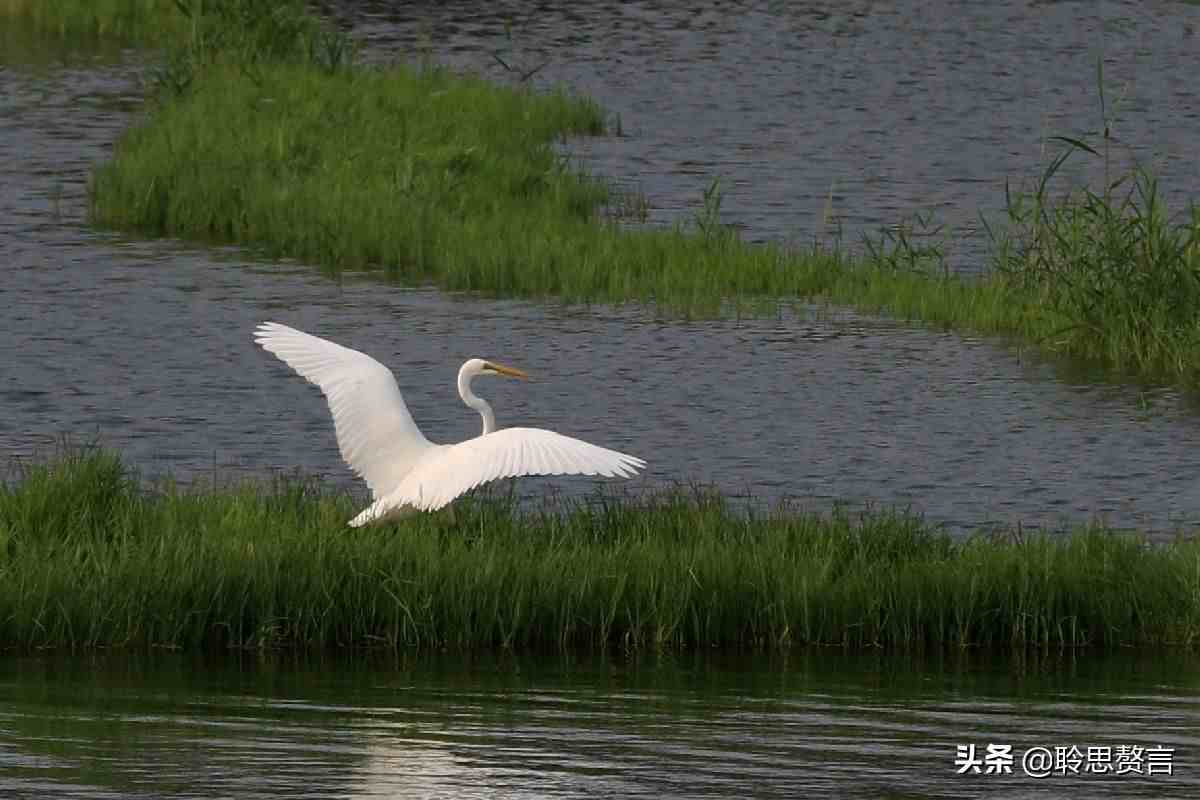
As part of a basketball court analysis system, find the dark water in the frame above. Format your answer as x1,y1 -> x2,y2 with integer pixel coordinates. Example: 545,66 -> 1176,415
1,651 -> 1197,799
5,5 -> 1200,534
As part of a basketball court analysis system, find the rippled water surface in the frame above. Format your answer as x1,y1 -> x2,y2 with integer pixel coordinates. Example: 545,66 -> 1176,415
1,652 -> 1197,799
340,0 -> 1200,265
4,5 -> 1200,534
4,9 -> 1200,799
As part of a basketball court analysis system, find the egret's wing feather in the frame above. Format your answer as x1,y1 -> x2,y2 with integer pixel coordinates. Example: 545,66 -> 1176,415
365,427 -> 645,516
254,322 -> 433,497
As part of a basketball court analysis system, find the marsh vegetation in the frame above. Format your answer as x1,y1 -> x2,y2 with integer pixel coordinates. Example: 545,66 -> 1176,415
4,3 -> 1200,655
7,0 -> 1199,385
0,0 -> 182,41
1,450 -> 1198,653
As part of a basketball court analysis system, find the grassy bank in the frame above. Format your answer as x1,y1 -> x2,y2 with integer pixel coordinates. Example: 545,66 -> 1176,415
1,450 -> 1198,653
89,56 -> 1028,321
0,0 -> 182,41
72,2 -> 1045,326
13,1 -> 1200,385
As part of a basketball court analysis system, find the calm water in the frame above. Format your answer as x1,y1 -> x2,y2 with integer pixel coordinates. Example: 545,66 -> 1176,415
1,651 -> 1197,799
5,4 -> 1200,535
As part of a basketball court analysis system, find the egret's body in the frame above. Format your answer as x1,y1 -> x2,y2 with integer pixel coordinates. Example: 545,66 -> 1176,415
254,322 -> 645,526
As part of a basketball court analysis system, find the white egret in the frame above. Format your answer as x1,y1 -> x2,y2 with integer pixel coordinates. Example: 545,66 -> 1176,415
254,322 -> 646,527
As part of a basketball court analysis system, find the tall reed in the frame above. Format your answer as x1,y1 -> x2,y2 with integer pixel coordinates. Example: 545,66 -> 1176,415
987,143 -> 1200,382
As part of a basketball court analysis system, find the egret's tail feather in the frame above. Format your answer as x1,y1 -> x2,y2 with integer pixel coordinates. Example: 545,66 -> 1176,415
348,499 -> 418,528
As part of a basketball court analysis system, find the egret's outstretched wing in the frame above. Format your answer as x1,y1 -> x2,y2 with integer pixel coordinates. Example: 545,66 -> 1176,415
254,322 -> 434,496
349,427 -> 645,524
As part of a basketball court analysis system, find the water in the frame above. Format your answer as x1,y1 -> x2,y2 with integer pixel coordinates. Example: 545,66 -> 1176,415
340,0 -> 1200,266
3,10 -> 1200,799
0,651 -> 1197,799
5,5 -> 1200,534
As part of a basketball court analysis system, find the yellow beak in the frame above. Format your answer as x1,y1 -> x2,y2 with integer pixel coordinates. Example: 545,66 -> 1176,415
485,361 -> 529,379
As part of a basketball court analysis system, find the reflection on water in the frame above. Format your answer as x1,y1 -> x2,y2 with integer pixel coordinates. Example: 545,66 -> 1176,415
4,8 -> 1200,534
0,651 -> 1197,799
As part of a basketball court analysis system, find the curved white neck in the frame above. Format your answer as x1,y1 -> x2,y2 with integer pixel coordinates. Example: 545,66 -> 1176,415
458,370 -> 496,435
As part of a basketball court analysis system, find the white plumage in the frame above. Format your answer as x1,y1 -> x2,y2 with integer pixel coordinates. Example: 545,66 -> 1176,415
254,322 -> 645,526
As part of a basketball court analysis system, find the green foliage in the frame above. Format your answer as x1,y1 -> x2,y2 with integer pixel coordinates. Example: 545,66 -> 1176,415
83,47 -> 1031,320
2,451 -> 1199,653
151,0 -> 354,96
88,61 -> 627,293
980,60 -> 1200,382
17,2 -> 1200,386
2,0 -> 352,82
863,210 -> 951,278
986,139 -> 1200,381
0,0 -> 183,41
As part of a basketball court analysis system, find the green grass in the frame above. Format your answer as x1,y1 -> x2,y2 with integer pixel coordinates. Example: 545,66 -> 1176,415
89,61 -> 622,293
0,0 -> 184,41
82,48 -> 1060,326
80,6 -> 1200,384
986,134 -> 1200,383
14,0 -> 1200,386
2,450 -> 1199,653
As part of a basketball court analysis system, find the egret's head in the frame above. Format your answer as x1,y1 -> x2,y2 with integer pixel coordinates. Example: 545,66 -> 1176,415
461,358 -> 529,380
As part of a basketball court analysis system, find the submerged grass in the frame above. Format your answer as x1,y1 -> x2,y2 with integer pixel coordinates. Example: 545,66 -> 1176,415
2,451 -> 1199,653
